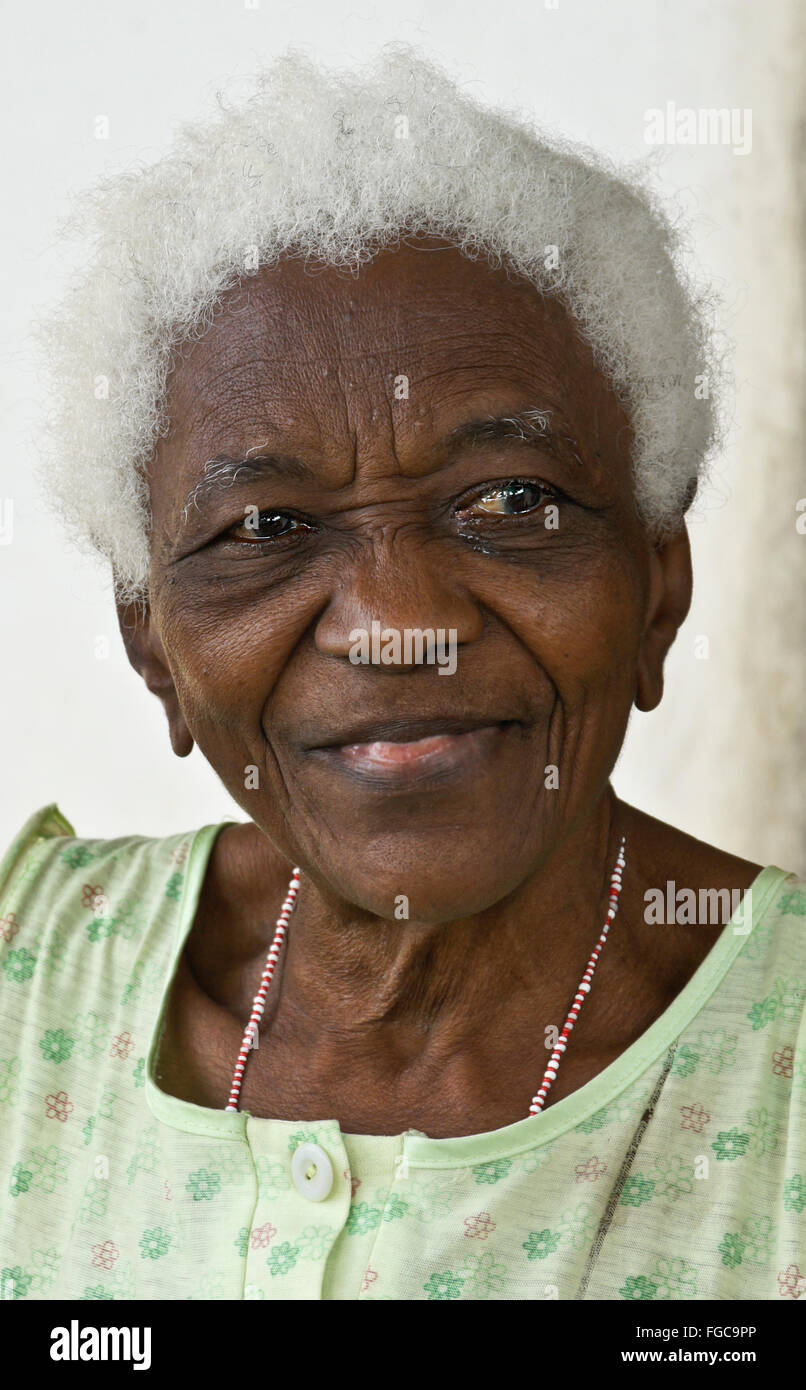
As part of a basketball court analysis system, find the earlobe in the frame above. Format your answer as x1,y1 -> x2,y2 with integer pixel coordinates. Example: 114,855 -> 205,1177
167,719 -> 195,759
115,598 -> 195,758
634,527 -> 693,714
635,659 -> 662,713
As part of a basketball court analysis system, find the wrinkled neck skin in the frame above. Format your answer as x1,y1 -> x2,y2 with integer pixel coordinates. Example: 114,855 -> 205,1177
202,783 -> 639,1061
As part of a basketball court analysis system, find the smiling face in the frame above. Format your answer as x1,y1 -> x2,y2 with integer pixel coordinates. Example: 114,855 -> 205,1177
124,238 -> 691,921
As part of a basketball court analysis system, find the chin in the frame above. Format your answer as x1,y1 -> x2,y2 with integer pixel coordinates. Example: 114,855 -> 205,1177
309,838 -> 534,925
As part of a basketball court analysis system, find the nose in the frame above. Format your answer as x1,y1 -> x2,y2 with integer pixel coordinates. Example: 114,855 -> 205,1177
313,535 -> 483,671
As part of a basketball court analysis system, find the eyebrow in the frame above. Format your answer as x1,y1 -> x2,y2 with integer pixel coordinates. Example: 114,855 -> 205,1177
446,408 -> 585,470
179,407 -> 584,524
180,453 -> 314,525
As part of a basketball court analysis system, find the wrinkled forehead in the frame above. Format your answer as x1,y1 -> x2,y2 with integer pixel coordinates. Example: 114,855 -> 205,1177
151,239 -> 630,507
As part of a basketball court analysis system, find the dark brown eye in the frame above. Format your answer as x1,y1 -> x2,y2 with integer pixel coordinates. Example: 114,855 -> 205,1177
229,510 -> 308,542
459,479 -> 554,519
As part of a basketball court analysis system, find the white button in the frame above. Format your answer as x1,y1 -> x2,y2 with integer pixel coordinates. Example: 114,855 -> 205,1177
291,1143 -> 334,1202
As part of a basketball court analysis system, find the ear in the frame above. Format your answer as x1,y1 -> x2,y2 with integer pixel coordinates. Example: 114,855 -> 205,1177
635,526 -> 693,713
116,598 -> 195,757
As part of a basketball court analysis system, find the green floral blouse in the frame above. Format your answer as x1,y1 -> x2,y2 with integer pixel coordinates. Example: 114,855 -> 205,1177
1,804 -> 804,1301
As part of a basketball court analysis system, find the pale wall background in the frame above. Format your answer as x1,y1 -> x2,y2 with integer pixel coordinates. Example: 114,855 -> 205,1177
2,0 -> 804,867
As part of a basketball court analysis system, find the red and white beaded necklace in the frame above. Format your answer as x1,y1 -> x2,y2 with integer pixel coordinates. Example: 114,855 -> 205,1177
225,835 -> 627,1116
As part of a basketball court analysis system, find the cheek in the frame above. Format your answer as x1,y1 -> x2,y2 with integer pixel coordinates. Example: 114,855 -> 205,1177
471,543 -> 645,703
154,584 -> 322,732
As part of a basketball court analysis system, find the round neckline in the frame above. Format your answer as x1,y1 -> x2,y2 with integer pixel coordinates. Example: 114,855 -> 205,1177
145,819 -> 791,1165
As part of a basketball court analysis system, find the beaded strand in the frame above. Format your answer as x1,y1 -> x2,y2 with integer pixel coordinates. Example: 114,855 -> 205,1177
226,837 -> 627,1117
225,866 -> 300,1112
528,835 -> 626,1114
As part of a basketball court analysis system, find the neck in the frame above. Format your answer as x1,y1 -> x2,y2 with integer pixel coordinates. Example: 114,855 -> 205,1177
180,791 -> 757,1132
259,788 -> 627,1055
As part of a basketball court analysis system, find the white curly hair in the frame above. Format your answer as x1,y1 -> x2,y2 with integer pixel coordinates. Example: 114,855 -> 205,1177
34,43 -> 723,606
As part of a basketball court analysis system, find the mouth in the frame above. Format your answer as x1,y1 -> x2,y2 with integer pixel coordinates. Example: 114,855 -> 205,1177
306,717 -> 521,785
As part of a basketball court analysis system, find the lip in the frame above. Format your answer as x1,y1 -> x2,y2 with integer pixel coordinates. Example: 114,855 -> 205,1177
307,719 -> 519,786
307,716 -> 516,749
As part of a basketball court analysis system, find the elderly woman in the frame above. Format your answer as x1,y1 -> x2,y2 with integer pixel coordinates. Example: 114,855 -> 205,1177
1,47 -> 804,1304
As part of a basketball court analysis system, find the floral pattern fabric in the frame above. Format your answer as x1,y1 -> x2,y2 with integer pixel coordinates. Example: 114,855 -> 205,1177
0,803 -> 804,1301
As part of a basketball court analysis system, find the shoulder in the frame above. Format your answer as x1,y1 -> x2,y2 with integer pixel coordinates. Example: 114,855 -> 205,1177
619,799 -> 804,945
615,799 -> 806,1005
0,803 -> 76,896
733,867 -> 806,1027
620,801 -> 765,893
0,802 -> 196,919
0,803 -> 227,994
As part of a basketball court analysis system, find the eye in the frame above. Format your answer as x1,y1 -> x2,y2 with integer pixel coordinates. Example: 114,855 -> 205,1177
226,509 -> 312,543
456,478 -> 558,520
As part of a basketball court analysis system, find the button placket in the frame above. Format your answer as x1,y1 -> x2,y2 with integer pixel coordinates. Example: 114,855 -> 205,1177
243,1118 -> 349,1299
